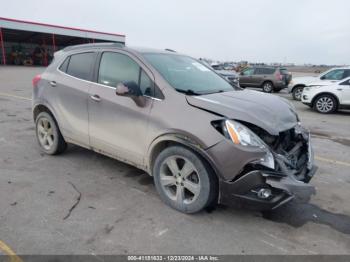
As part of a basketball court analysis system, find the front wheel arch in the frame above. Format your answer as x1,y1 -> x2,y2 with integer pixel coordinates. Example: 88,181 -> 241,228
148,136 -> 221,180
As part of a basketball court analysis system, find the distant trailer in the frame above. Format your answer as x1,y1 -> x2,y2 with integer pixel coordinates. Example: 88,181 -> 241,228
0,17 -> 125,66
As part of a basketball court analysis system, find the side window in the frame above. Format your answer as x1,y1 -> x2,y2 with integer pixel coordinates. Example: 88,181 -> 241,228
266,68 -> 276,74
340,79 -> 350,85
255,68 -> 263,75
322,69 -> 345,80
98,52 -> 139,88
66,52 -> 95,81
242,68 -> 254,76
140,70 -> 153,96
59,57 -> 70,72
344,70 -> 350,78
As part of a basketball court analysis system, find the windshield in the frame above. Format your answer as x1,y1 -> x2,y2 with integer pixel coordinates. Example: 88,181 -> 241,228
143,53 -> 234,95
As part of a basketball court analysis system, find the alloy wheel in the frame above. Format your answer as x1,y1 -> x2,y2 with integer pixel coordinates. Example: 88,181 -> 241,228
263,83 -> 273,93
316,96 -> 334,113
159,155 -> 201,205
294,88 -> 303,100
37,117 -> 55,150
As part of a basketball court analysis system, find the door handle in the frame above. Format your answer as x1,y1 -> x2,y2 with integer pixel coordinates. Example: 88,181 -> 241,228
49,81 -> 57,87
90,94 -> 101,102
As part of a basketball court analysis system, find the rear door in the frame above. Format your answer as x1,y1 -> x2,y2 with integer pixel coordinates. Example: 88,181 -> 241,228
52,52 -> 97,146
88,50 -> 155,166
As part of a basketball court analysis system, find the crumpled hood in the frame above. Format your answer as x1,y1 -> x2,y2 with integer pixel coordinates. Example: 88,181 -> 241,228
186,90 -> 299,135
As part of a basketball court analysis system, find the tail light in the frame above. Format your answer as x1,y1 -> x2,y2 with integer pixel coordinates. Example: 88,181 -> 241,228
275,71 -> 282,81
32,74 -> 41,88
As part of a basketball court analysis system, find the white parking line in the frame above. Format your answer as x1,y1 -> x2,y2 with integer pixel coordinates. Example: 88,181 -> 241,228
0,92 -> 31,101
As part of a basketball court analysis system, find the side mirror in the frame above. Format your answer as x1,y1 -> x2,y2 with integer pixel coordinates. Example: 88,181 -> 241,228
116,81 -> 147,107
320,76 -> 325,80
116,81 -> 142,97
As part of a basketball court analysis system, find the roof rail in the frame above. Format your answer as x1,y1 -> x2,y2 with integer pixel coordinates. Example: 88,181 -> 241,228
63,42 -> 125,51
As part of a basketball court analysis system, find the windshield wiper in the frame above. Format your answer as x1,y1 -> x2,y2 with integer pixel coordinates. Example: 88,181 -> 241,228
175,89 -> 202,96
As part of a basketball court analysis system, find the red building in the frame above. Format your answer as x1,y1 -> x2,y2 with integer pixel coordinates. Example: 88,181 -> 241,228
0,17 -> 126,66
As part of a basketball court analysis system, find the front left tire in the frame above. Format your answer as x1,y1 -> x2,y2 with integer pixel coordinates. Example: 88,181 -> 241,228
153,145 -> 217,213
313,94 -> 337,114
35,112 -> 67,155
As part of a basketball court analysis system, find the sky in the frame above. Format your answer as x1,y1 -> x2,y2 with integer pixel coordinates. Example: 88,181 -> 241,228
1,0 -> 349,65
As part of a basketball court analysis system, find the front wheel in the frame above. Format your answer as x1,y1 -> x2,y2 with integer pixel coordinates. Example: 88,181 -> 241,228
292,86 -> 304,101
153,146 -> 217,213
313,94 -> 337,114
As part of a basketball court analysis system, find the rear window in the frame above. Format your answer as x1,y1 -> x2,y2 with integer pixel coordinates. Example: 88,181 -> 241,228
59,57 -> 70,72
65,52 -> 95,81
280,68 -> 289,75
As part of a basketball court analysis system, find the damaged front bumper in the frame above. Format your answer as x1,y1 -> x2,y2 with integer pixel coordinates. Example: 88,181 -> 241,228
219,166 -> 317,210
212,125 -> 317,210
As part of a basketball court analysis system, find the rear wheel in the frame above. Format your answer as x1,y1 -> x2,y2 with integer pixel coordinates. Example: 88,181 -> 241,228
35,112 -> 67,155
292,86 -> 304,101
153,146 -> 217,213
262,82 -> 273,93
313,94 -> 337,114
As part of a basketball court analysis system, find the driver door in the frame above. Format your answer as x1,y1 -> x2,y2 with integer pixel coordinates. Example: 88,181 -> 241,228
88,51 -> 154,166
239,68 -> 255,87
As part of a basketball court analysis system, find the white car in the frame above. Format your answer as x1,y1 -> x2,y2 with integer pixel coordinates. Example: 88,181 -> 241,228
288,67 -> 350,101
301,77 -> 350,113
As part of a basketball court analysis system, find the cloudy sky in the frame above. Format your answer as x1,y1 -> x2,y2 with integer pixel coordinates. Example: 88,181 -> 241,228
1,0 -> 349,65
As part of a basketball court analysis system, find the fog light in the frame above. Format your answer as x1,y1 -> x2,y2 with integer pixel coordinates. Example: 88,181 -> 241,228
257,188 -> 272,199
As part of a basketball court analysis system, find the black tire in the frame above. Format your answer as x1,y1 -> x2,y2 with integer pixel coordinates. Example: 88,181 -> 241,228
35,112 -> 67,155
153,145 -> 217,214
292,86 -> 304,101
313,94 -> 337,114
262,81 -> 274,93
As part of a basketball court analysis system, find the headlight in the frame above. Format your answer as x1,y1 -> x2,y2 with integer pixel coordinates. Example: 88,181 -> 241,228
222,120 -> 275,169
223,120 -> 265,148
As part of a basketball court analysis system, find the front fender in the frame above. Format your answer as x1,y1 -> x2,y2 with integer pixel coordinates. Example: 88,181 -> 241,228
146,132 -> 222,178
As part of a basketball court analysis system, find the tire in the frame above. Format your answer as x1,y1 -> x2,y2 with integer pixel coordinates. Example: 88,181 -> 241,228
313,94 -> 337,114
153,145 -> 217,214
262,82 -> 273,93
35,112 -> 67,155
292,86 -> 304,101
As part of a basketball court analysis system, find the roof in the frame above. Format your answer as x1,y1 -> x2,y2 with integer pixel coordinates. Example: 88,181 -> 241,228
0,17 -> 125,43
61,43 -> 181,56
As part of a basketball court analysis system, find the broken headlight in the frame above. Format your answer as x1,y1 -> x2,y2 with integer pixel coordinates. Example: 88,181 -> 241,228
222,120 -> 275,169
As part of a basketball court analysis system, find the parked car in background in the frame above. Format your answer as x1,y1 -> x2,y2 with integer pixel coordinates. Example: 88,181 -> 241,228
288,66 -> 350,101
301,77 -> 350,113
239,66 -> 292,93
32,43 -> 316,214
198,60 -> 240,87
214,69 -> 240,87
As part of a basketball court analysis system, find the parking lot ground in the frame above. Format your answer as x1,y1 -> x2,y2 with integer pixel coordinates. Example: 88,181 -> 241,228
0,66 -> 350,255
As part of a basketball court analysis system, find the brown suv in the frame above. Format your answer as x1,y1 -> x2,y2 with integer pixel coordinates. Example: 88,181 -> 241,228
32,43 -> 315,214
239,66 -> 292,92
